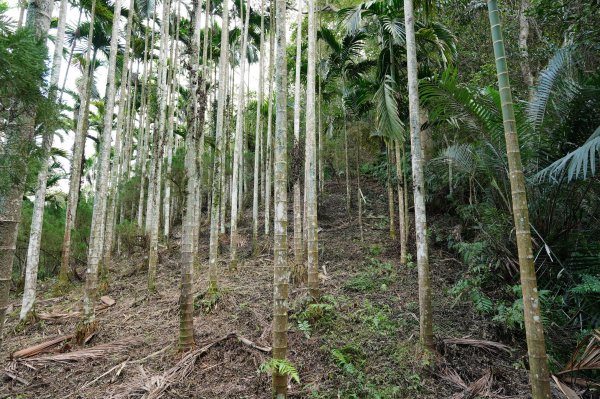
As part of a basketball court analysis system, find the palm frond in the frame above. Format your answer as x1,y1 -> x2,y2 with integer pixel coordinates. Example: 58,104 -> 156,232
527,46 -> 580,129
535,125 -> 600,182
374,74 -> 403,141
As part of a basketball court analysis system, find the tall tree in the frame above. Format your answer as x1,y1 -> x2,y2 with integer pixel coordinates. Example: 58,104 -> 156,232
77,0 -> 124,341
58,0 -> 98,286
147,0 -> 172,292
292,0 -> 303,276
208,0 -> 231,292
20,0 -> 69,320
486,1 -> 551,397
230,0 -> 251,269
305,0 -> 318,299
252,0 -> 266,254
404,0 -> 433,351
272,0 -> 289,394
0,0 -> 54,345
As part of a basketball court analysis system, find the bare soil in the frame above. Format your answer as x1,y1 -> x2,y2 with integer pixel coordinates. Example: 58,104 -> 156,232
1,180 -> 550,398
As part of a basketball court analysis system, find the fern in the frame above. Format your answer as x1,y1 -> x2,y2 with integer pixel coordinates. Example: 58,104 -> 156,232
258,358 -> 300,383
297,320 -> 311,338
331,348 -> 357,375
571,274 -> 600,295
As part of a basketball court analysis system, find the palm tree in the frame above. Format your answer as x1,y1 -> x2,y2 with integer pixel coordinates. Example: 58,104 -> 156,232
305,0 -> 318,300
208,0 -> 231,293
0,0 -> 54,345
179,0 -> 202,352
486,1 -> 551,396
148,0 -> 172,292
404,0 -> 433,351
252,0 -> 266,254
77,0 -> 124,341
272,0 -> 289,394
230,0 -> 251,269
292,0 -> 304,278
59,9 -> 110,286
20,0 -> 70,320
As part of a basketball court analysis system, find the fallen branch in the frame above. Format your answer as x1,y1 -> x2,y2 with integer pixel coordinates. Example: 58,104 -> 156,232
38,296 -> 116,321
440,367 -> 496,399
125,332 -> 270,399
10,337 -> 139,367
552,375 -> 581,399
443,337 -> 511,355
558,329 -> 600,375
11,334 -> 73,359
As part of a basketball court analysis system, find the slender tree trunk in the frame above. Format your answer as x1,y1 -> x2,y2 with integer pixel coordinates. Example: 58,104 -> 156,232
344,110 -> 350,213
58,0 -> 97,286
292,0 -> 304,277
103,0 -> 135,275
306,0 -> 319,300
387,141 -> 396,239
77,0 -> 123,341
272,0 -> 289,393
230,0 -> 251,269
148,0 -> 171,292
486,2 -> 551,397
518,0 -> 534,98
252,0 -> 266,254
0,0 -> 54,345
264,10 -> 275,236
404,0 -> 434,351
395,139 -> 407,264
20,0 -> 69,320
208,0 -> 231,292
164,4 -> 181,240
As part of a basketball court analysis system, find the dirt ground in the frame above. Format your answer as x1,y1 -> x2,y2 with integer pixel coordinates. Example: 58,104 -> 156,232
1,180 -> 563,398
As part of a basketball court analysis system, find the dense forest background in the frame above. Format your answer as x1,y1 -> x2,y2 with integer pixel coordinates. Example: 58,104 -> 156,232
0,0 -> 599,397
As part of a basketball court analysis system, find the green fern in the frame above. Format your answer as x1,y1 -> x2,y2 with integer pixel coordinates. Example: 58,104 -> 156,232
258,358 -> 300,383
571,274 -> 600,295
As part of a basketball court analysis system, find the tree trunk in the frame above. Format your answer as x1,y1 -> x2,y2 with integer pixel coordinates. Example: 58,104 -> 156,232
486,2 -> 551,397
76,0 -> 123,341
292,0 -> 304,277
230,0 -> 251,269
252,0 -> 266,254
387,141 -> 396,239
208,0 -> 231,292
0,0 -> 54,343
518,0 -> 534,98
404,0 -> 434,351
20,0 -> 69,320
148,0 -> 171,292
272,0 -> 289,392
395,139 -> 407,264
59,0 -> 97,286
264,10 -> 275,236
306,0 -> 319,301
103,0 -> 135,274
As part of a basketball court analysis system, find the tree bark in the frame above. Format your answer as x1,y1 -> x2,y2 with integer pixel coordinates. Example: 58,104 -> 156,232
252,0 -> 266,254
272,0 -> 290,393
486,2 -> 551,397
20,0 -> 69,320
0,0 -> 54,344
208,0 -> 231,292
77,0 -> 123,340
306,0 -> 319,301
59,0 -> 97,286
404,0 -> 434,351
292,0 -> 304,276
230,0 -> 251,269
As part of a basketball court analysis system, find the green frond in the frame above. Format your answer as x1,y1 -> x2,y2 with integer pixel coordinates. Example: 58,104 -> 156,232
527,46 -> 580,129
374,74 -> 403,141
535,125 -> 600,182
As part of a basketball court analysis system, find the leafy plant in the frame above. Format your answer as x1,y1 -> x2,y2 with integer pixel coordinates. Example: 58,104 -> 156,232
258,358 -> 300,383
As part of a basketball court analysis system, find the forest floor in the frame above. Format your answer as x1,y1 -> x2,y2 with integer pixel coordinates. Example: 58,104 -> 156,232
2,180 -> 548,398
